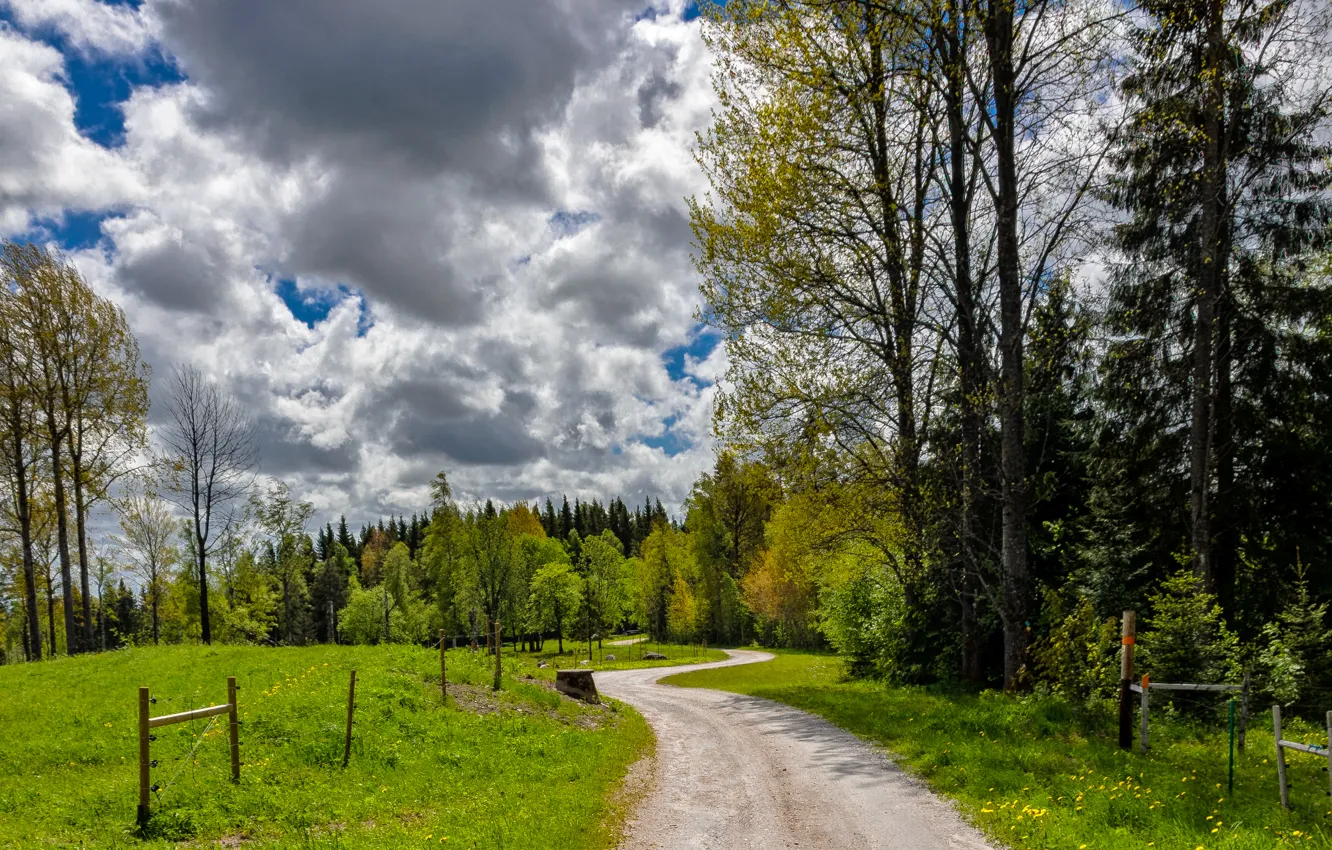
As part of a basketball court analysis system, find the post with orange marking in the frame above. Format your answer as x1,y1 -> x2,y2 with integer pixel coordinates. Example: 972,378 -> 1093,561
1119,610 -> 1136,751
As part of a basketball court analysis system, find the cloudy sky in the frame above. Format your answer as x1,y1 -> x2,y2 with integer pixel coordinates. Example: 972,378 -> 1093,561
1,0 -> 725,528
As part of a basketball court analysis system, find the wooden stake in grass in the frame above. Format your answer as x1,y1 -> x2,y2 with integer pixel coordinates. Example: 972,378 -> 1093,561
1274,704 -> 1289,809
227,676 -> 240,782
1326,711 -> 1332,805
342,670 -> 356,769
493,620 -> 502,691
1118,610 -> 1135,751
439,629 -> 447,704
1139,674 -> 1149,755
137,686 -> 150,826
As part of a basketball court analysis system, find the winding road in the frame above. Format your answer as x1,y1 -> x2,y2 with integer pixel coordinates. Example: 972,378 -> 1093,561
595,650 -> 996,849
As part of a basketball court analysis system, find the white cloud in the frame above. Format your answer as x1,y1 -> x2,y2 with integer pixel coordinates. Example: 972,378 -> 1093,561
3,0 -> 160,56
3,2 -> 722,530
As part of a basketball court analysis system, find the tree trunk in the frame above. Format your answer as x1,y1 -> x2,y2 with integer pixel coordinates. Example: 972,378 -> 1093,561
45,567 -> 57,654
197,526 -> 212,644
151,585 -> 160,645
1214,279 -> 1236,621
69,428 -> 93,653
9,422 -> 42,660
941,1 -> 983,683
1191,0 -> 1226,591
47,421 -> 78,655
985,0 -> 1029,690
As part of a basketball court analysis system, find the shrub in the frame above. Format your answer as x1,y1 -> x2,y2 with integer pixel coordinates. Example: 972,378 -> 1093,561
1138,570 -> 1238,692
1030,590 -> 1119,706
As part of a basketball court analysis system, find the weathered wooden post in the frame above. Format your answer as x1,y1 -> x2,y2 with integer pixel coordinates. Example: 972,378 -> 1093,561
1274,704 -> 1289,809
1238,671 -> 1250,752
1119,611 -> 1136,750
342,670 -> 356,769
1326,711 -> 1332,806
1139,674 -> 1150,754
137,686 -> 151,826
227,676 -> 240,782
493,620 -> 502,691
439,629 -> 447,704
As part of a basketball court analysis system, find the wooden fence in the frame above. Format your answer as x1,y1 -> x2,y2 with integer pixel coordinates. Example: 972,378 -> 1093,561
137,678 -> 239,826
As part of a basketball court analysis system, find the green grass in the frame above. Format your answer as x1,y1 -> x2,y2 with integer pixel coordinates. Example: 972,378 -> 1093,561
665,651 -> 1332,850
0,644 -> 651,849
513,639 -> 728,674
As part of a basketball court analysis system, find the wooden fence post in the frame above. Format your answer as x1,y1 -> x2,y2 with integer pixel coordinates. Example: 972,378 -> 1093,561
493,620 -> 502,691
1139,675 -> 1149,755
227,676 -> 240,782
137,686 -> 150,826
342,670 -> 356,769
1119,610 -> 1136,750
1238,671 -> 1250,752
1326,711 -> 1332,806
439,629 -> 447,704
1274,704 -> 1289,810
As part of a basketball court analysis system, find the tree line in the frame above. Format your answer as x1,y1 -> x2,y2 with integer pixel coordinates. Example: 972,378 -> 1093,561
681,0 -> 1332,708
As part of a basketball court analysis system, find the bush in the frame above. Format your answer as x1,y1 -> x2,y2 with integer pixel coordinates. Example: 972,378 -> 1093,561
1138,570 -> 1238,695
1030,590 -> 1119,706
1251,566 -> 1332,706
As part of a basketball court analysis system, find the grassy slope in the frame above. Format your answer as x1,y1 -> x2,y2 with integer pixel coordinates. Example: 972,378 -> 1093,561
518,639 -> 729,674
665,651 -> 1331,850
0,644 -> 652,849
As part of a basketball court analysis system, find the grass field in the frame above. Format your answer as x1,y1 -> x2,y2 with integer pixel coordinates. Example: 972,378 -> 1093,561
0,644 -> 655,849
665,651 -> 1332,850
519,638 -> 728,674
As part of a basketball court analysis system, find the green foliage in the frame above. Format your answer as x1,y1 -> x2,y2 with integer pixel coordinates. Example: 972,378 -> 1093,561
1029,591 -> 1119,706
1138,571 -> 1238,687
1252,566 -> 1332,705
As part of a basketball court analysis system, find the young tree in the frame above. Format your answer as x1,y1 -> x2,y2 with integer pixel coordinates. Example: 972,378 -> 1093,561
115,485 -> 180,645
248,481 -> 315,645
160,365 -> 258,644
528,560 -> 580,653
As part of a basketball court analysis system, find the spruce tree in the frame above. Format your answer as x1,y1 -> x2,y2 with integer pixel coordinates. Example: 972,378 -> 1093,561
1102,0 -> 1332,621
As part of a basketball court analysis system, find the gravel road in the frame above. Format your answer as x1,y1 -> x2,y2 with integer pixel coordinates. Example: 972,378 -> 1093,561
595,650 -> 995,850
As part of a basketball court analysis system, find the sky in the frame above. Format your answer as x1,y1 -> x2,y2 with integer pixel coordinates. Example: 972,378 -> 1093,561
0,0 -> 725,529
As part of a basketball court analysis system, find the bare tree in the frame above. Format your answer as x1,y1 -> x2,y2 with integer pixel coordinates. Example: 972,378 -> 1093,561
115,483 -> 180,645
160,365 -> 257,644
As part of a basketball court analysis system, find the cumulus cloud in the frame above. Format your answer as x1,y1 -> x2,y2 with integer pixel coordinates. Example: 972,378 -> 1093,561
2,0 -> 721,527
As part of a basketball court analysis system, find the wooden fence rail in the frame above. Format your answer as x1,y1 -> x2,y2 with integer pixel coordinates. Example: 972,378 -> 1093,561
137,677 -> 239,826
1272,705 -> 1332,810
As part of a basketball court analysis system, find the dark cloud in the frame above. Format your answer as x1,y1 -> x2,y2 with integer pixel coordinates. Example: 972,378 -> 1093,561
638,71 -> 683,129
388,389 -> 545,466
283,173 -> 488,325
115,236 -> 229,311
153,0 -> 630,186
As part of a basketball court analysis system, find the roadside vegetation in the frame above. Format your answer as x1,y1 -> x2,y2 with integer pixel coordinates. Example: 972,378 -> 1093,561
0,644 -> 652,849
667,652 -> 1332,850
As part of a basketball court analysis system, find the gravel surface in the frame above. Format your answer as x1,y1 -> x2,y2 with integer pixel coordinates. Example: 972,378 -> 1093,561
595,650 -> 996,850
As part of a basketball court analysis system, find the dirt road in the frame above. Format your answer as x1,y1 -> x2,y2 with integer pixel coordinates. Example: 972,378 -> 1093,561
595,650 -> 995,849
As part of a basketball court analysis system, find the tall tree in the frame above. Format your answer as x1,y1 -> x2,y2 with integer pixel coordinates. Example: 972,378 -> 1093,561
0,265 -> 42,659
161,365 -> 258,644
1104,0 -> 1332,617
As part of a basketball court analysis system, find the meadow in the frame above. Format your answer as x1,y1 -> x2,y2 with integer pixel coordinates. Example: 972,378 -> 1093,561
0,642 -> 686,849
666,651 -> 1332,850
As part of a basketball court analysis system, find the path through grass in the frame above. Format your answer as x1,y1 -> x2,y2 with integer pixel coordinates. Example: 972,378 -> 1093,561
665,651 -> 1331,850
